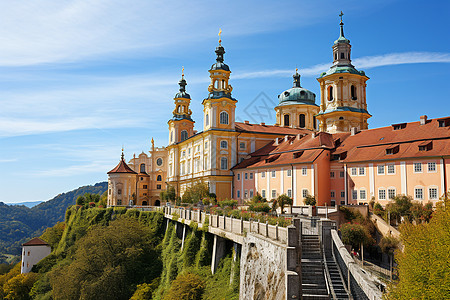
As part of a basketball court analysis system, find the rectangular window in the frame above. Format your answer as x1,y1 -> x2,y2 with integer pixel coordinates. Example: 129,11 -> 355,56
302,189 -> 308,198
250,190 -> 254,198
352,190 -> 358,200
237,190 -> 240,198
143,185 -> 148,189
378,165 -> 385,175
415,188 -> 423,200
414,163 -> 422,173
244,190 -> 248,198
330,191 -> 335,198
249,173 -> 253,180
331,200 -> 336,206
359,167 -> 365,176
239,142 -> 245,149
302,167 -> 307,176
341,191 -> 345,198
261,171 -> 266,178
237,173 -> 240,181
429,187 -> 438,200
271,189 -> 276,199
340,171 -> 344,178
157,184 -> 161,190
387,164 -> 395,174
388,188 -> 396,199
245,173 -> 248,180
360,190 -> 366,200
330,171 -> 335,178
428,162 -> 436,172
287,169 -> 292,177
287,189 -> 292,198
271,170 -> 276,178
261,189 -> 266,198
379,189 -> 386,200
188,148 -> 191,154
351,167 -> 357,176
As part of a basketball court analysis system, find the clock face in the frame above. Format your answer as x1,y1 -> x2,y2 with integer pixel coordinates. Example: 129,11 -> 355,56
156,158 -> 163,166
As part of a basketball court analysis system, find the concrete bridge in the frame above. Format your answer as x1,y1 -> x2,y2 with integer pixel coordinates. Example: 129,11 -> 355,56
144,206 -> 383,300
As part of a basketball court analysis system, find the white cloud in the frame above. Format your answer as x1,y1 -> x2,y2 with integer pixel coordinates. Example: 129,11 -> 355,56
0,0 -> 329,66
234,52 -> 450,79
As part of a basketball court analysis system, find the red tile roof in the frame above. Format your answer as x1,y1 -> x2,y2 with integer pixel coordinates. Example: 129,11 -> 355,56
233,117 -> 450,169
235,122 -> 311,135
107,159 -> 137,174
23,237 -> 49,246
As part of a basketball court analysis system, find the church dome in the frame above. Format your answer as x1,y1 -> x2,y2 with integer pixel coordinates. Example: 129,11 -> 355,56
277,71 -> 317,106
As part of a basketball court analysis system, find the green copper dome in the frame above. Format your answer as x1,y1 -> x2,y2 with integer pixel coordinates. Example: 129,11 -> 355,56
277,72 -> 317,106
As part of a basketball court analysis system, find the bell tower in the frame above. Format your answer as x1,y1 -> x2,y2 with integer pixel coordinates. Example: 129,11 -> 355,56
316,12 -> 371,133
202,30 -> 237,131
168,69 -> 195,144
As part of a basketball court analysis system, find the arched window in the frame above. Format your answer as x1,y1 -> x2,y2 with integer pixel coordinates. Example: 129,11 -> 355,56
328,86 -> 334,101
170,131 -> 173,142
219,111 -> 229,125
181,130 -> 188,141
284,114 -> 290,126
157,175 -> 162,181
299,114 -> 306,128
222,80 -> 225,89
140,164 -> 146,173
351,85 -> 357,100
313,116 -> 317,130
220,140 -> 228,149
220,157 -> 228,170
214,80 -> 218,89
205,114 -> 209,126
340,52 -> 345,59
334,52 -> 337,60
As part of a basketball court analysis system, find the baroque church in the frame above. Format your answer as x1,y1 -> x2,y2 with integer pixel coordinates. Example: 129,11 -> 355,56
107,15 -> 449,207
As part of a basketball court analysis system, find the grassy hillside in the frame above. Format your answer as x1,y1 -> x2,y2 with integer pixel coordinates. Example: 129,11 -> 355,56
0,182 -> 107,257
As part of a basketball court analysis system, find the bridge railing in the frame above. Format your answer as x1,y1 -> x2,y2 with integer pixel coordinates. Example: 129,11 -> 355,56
331,229 -> 383,300
161,206 -> 289,245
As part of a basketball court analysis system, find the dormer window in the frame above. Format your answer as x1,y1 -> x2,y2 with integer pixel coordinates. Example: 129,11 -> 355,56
438,117 -> 450,127
392,123 -> 407,130
418,141 -> 432,151
386,144 -> 399,155
293,151 -> 304,159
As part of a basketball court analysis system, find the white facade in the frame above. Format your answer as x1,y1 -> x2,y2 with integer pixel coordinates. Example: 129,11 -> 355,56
21,243 -> 51,273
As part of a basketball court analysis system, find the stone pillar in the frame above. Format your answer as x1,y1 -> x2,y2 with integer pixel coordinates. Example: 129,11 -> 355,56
211,235 -> 226,274
286,225 -> 301,299
320,220 -> 335,255
181,224 -> 187,250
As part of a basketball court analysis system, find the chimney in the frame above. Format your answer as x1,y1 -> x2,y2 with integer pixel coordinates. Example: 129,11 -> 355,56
260,122 -> 265,126
312,132 -> 316,138
351,127 -> 360,136
296,134 -> 302,140
244,120 -> 250,124
420,115 -> 428,125
274,138 -> 279,145
284,135 -> 289,142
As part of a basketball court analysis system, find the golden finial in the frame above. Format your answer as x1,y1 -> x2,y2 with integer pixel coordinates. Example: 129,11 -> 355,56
181,66 -> 184,78
218,28 -> 222,45
121,146 -> 124,160
295,67 -> 298,73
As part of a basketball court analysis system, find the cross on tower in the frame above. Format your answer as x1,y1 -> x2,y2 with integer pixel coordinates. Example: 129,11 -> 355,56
339,11 -> 344,22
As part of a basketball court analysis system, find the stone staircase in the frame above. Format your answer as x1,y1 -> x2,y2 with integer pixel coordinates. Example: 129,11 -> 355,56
324,254 -> 351,299
301,235 -> 329,300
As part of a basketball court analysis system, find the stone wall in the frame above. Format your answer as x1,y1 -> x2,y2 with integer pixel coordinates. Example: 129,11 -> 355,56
239,233 -> 287,300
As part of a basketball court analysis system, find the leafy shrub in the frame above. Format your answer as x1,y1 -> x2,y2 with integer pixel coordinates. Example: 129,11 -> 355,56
303,195 -> 316,206
339,223 -> 374,249
248,202 -> 271,213
164,272 -> 205,300
218,199 -> 238,208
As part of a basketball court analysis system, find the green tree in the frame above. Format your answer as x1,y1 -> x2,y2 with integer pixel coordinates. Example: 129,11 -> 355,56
39,222 -> 65,249
164,272 -> 205,300
303,195 -> 316,206
76,195 -> 85,206
161,185 -> 177,203
250,193 -> 266,203
339,223 -> 374,250
49,217 -> 162,300
276,194 -> 293,213
2,272 -> 38,300
182,183 -> 209,204
379,235 -> 399,280
130,279 -> 160,300
387,199 -> 450,299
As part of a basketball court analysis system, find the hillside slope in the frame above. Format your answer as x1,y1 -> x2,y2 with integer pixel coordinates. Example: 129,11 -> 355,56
0,182 -> 107,256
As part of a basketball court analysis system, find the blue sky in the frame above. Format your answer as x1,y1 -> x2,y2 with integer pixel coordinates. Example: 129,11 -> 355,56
1,0 -> 449,203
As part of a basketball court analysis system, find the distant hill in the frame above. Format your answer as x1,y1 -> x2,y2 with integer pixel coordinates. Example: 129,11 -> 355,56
6,201 -> 44,208
0,182 -> 107,257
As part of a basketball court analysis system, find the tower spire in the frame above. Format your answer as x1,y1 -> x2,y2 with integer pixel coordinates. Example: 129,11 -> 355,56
121,147 -> 124,160
339,11 -> 345,38
178,67 -> 187,93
